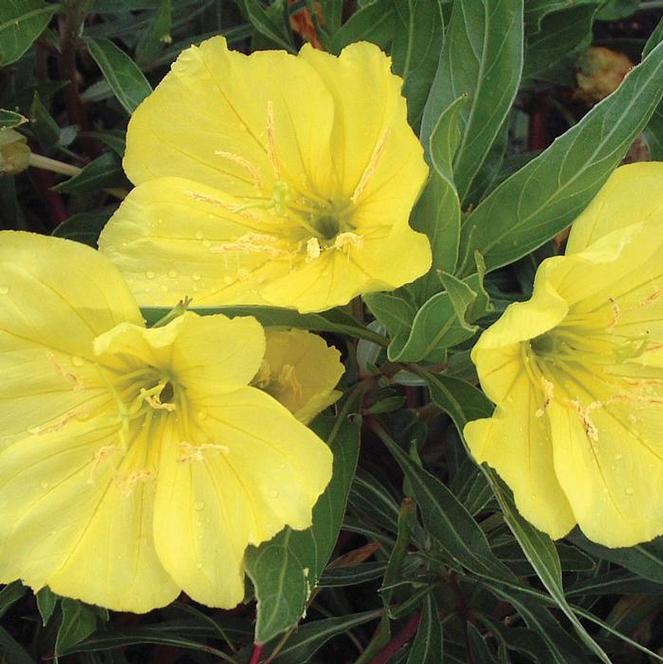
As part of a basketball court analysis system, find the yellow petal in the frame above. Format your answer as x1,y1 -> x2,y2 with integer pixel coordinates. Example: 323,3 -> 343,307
94,312 -> 266,394
0,232 -> 140,449
0,231 -> 142,357
548,385 -> 663,547
98,177 -> 295,308
124,36 -> 336,198
464,346 -> 576,539
298,42 -> 427,205
472,259 -> 569,352
153,386 -> 332,607
258,329 -> 343,423
0,417 -> 178,612
566,162 -> 663,254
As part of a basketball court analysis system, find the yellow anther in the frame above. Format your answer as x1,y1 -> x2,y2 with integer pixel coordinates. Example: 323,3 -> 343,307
177,442 -> 230,462
306,237 -> 321,261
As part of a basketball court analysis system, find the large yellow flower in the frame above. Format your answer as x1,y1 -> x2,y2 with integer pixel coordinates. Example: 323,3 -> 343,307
464,163 -> 663,548
98,37 -> 431,313
0,232 -> 332,612
254,329 -> 344,423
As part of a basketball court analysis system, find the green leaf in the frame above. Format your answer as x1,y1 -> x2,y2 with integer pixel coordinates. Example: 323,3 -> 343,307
29,92 -> 60,147
363,292 -> 416,350
566,570 -> 663,598
135,0 -> 172,66
423,370 -> 493,433
55,599 -> 100,657
329,0 -> 396,53
53,152 -> 125,193
643,16 -> 663,58
52,210 -> 113,246
524,0 -> 599,33
406,593 -> 443,663
36,587 -> 59,626
245,416 -> 360,644
458,39 -> 663,276
0,581 -> 25,620
318,562 -> 386,587
0,626 -> 35,664
386,287 -> 476,362
597,0 -> 639,20
390,0 -> 445,127
143,304 -> 385,345
273,609 -> 382,663
524,4 -> 600,82
376,423 -> 520,589
421,0 -> 524,202
86,37 -> 153,114
486,474 -> 610,663
381,497 -> 417,611
59,623 -> 239,660
0,0 -> 58,66
484,586 -> 591,664
569,531 -> 663,584
236,0 -> 294,52
0,109 -> 27,129
348,469 -> 400,533
410,94 -> 467,303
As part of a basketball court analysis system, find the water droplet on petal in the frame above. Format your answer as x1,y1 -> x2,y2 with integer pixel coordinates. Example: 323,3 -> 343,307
146,271 -> 156,279
71,356 -> 84,367
203,239 -> 212,248
160,285 -> 169,293
625,487 -> 634,496
168,270 -> 177,278
196,562 -> 203,569
194,500 -> 205,511
269,489 -> 279,498
614,453 -> 623,460
0,285 -> 9,295
192,273 -> 201,281
195,231 -> 204,240
40,481 -> 49,489
196,410 -> 208,421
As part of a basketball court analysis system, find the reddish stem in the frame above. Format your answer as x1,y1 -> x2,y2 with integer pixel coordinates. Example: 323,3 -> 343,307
367,611 -> 421,664
29,164 -> 68,227
248,643 -> 264,664
527,101 -> 550,152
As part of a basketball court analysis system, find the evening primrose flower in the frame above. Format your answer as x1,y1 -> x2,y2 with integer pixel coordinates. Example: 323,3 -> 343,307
464,163 -> 663,548
0,232 -> 332,612
254,329 -> 344,423
98,36 -> 431,313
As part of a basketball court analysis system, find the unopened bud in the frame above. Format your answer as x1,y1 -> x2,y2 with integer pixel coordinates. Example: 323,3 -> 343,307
0,129 -> 30,175
576,47 -> 633,104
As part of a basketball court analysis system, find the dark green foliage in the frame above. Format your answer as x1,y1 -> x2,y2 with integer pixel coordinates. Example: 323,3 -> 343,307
1,2 -> 663,663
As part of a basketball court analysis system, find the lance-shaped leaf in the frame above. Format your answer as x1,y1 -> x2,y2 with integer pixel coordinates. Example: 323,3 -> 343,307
421,0 -> 524,202
458,39 -> 663,275
0,0 -> 58,66
390,0 -> 445,128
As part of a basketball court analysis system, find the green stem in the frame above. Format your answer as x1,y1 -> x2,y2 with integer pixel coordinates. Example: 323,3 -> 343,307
28,153 -> 81,177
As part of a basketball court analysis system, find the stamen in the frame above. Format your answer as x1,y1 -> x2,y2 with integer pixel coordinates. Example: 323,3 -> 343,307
351,128 -> 391,203
177,442 -> 230,462
306,237 -> 321,261
214,150 -> 263,189
266,100 -> 280,177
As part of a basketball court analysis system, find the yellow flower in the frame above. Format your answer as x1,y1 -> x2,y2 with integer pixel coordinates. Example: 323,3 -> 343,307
464,162 -> 663,548
0,232 -> 332,612
253,329 -> 344,423
98,37 -> 431,313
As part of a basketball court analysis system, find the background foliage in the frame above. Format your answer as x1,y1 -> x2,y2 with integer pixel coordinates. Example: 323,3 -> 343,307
1,0 -> 663,662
